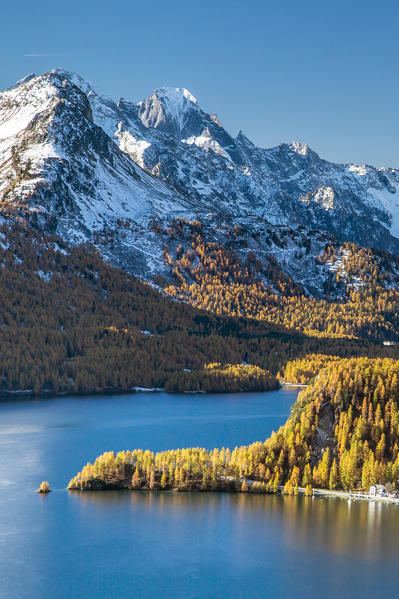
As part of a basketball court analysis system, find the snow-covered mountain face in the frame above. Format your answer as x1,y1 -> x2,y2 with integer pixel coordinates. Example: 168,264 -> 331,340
0,72 -> 195,245
1,68 -> 399,296
50,68 -> 399,255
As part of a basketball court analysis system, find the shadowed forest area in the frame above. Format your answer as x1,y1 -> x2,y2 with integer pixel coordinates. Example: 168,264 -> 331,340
0,224 -> 397,396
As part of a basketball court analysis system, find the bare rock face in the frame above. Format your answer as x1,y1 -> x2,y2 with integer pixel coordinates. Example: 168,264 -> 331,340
312,401 -> 337,467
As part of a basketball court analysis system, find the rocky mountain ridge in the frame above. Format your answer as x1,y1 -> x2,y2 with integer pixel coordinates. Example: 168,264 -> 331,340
54,68 -> 399,252
1,69 -> 399,298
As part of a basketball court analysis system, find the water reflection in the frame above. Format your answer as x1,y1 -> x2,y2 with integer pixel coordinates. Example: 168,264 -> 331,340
272,494 -> 399,560
71,491 -> 399,561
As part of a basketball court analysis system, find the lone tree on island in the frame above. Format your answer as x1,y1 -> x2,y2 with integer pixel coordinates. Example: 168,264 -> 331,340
36,481 -> 51,494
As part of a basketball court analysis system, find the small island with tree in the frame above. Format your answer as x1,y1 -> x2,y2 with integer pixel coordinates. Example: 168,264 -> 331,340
36,481 -> 51,494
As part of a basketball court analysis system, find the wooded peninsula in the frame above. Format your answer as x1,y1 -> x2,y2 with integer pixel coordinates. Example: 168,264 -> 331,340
68,357 -> 399,494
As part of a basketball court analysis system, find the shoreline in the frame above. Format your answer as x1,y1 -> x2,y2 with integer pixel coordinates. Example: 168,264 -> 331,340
66,483 -> 399,506
280,382 -> 309,388
0,384 -> 289,402
294,486 -> 399,505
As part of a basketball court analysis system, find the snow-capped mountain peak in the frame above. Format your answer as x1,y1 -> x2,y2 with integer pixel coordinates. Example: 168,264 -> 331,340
236,130 -> 253,144
51,68 -> 103,99
289,141 -> 310,155
155,86 -> 197,106
10,72 -> 36,89
0,70 -> 195,246
67,67 -> 398,253
137,86 -> 201,137
1,68 -> 399,290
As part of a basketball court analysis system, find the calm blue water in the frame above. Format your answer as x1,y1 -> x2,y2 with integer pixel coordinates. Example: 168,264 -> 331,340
1,388 -> 399,598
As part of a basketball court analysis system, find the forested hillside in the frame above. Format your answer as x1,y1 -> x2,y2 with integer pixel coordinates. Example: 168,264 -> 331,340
160,218 -> 399,340
3,223 -> 392,396
69,358 -> 399,493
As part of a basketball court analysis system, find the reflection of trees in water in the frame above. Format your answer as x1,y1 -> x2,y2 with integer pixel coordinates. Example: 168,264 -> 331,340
70,489 -> 226,513
276,495 -> 399,560
70,491 -> 399,560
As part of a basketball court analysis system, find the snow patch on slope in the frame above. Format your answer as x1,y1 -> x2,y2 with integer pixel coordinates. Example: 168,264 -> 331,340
0,79 -> 55,139
115,123 -> 151,168
182,128 -> 230,160
349,164 -> 367,176
368,186 -> 399,238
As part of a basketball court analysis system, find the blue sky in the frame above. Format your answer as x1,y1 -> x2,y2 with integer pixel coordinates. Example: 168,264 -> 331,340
1,0 -> 398,167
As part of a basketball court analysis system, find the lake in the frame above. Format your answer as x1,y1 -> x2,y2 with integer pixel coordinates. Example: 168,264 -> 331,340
1,388 -> 399,598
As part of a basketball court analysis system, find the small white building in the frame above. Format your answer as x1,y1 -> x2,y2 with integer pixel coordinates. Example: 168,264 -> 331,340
369,484 -> 386,497
383,341 -> 395,346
